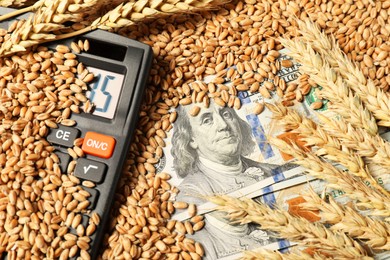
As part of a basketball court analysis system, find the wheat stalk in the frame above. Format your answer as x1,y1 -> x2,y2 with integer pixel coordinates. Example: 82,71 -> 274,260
266,103 -> 389,197
302,188 -> 390,249
279,37 -> 378,136
0,0 -> 37,8
295,18 -> 390,128
0,0 -> 43,22
269,137 -> 390,217
242,249 -> 331,260
0,0 -> 229,56
208,195 -> 371,259
316,113 -> 390,172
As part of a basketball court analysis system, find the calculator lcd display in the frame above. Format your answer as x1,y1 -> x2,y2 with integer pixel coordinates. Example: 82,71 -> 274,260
85,67 -> 125,119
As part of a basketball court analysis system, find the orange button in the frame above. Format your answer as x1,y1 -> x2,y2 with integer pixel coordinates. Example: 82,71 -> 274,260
82,132 -> 116,159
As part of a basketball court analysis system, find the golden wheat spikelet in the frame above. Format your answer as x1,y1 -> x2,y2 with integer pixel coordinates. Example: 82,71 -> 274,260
269,137 -> 390,217
279,37 -> 378,136
208,195 -> 371,259
295,18 -> 390,128
0,0 -> 100,56
302,188 -> 390,249
266,103 -> 389,198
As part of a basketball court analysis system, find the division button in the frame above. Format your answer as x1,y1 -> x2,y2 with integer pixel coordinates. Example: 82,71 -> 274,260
81,132 -> 116,159
47,126 -> 80,147
74,158 -> 106,183
54,151 -> 71,174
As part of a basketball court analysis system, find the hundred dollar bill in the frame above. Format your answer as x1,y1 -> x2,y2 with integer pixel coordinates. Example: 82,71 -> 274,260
156,50 -> 309,222
154,49 -> 390,259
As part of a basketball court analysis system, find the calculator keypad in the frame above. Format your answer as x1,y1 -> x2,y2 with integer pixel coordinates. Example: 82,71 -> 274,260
49,127 -> 111,213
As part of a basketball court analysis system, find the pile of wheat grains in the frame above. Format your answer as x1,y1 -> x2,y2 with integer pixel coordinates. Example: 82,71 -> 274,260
0,0 -> 389,259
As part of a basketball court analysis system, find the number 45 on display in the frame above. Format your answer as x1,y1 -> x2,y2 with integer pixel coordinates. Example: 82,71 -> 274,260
89,74 -> 115,113
84,67 -> 125,119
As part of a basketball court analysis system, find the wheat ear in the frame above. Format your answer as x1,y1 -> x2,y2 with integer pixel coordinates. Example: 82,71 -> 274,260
0,0 -> 229,56
316,113 -> 390,172
0,0 -> 121,22
302,188 -> 390,249
82,0 -> 231,32
296,18 -> 390,127
266,103 -> 389,198
0,0 -> 99,56
279,37 -> 378,136
269,137 -> 390,217
208,195 -> 371,259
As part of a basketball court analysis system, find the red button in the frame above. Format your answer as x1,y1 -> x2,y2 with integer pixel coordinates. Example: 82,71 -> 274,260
82,132 -> 116,159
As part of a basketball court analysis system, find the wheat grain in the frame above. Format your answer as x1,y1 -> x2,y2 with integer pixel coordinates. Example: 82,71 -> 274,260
208,195 -> 371,259
295,18 -> 390,128
301,188 -> 390,249
279,37 -> 378,136
269,137 -> 390,218
266,103 -> 389,198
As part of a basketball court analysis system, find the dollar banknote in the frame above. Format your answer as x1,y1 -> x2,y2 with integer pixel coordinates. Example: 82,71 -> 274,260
155,49 -> 390,259
156,50 -> 309,219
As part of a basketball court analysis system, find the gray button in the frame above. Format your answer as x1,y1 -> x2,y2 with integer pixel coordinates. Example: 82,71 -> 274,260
55,151 -> 71,173
47,126 -> 80,147
83,187 -> 99,210
74,158 -> 106,183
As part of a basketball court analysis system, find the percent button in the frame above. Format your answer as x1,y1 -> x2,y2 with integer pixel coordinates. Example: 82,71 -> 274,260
82,132 -> 116,159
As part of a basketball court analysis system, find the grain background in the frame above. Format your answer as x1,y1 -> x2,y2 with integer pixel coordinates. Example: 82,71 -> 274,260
0,0 -> 389,259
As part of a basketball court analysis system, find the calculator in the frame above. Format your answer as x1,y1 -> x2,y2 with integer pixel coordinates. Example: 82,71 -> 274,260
0,7 -> 153,259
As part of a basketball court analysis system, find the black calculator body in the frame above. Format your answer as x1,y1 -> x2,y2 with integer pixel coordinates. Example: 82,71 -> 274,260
0,7 -> 153,259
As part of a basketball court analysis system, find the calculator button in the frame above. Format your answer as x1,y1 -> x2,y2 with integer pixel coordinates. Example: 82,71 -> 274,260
81,132 -> 116,159
83,187 -> 99,210
74,158 -> 106,183
47,126 -> 80,147
69,215 -> 89,237
55,151 -> 71,173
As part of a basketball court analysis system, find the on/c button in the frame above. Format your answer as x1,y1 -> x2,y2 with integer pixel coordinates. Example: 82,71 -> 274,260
81,132 -> 116,159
